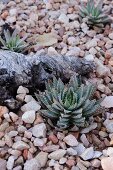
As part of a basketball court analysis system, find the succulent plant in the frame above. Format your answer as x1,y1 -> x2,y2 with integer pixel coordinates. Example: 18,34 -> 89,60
0,29 -> 28,52
36,76 -> 103,130
80,0 -> 111,27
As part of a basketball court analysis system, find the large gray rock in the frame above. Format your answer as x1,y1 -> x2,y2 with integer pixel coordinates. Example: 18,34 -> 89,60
0,50 -> 95,102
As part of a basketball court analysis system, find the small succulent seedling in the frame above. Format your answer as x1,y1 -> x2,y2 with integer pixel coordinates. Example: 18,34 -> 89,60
80,0 -> 111,27
36,75 -> 104,130
0,29 -> 28,53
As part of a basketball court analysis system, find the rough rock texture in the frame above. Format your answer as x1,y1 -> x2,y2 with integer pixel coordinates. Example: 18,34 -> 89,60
0,50 -> 95,102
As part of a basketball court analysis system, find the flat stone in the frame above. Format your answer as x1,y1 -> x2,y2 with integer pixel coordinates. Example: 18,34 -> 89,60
21,101 -> 41,112
104,119 -> 113,133
0,158 -> 6,170
34,138 -> 46,147
93,151 -> 102,158
12,141 -> 29,150
48,149 -> 66,160
67,147 -> 77,156
101,157 -> 113,170
63,134 -> 78,146
80,147 -> 94,160
32,123 -> 46,138
7,156 -> 15,170
101,96 -> 113,108
81,123 -> 97,133
24,158 -> 40,170
35,151 -> 48,167
22,110 -> 35,124
73,143 -> 86,156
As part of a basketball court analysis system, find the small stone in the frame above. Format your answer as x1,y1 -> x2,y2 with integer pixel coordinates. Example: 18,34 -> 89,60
1,10 -> 9,19
67,147 -> 77,156
80,134 -> 89,147
73,143 -> 86,156
95,58 -> 110,77
109,33 -> 113,40
17,86 -> 29,94
91,159 -> 101,168
21,101 -> 41,112
4,113 -> 11,122
0,122 -> 9,132
86,39 -> 97,49
93,151 -> 102,158
32,123 -> 46,138
67,37 -> 77,46
16,94 -> 26,102
24,131 -> 32,139
104,119 -> 113,133
0,159 -> 6,170
101,96 -> 113,108
24,158 -> 40,170
34,138 -> 46,147
12,141 -> 29,150
13,166 -> 22,170
84,54 -> 94,61
106,147 -> 113,156
48,47 -> 59,56
0,140 -> 5,147
0,106 -> 9,118
9,8 -> 17,16
80,147 -> 94,160
43,145 -> 59,152
81,123 -> 97,133
66,159 -> 75,168
6,16 -> 16,23
101,157 -> 113,170
22,110 -> 35,124
35,151 -> 48,167
58,13 -> 69,24
8,131 -> 18,137
48,149 -> 66,160
59,157 -> 67,164
63,134 -> 78,146
24,95 -> 35,103
7,156 -> 15,170
9,112 -> 18,122
49,134 -> 58,144
77,162 -> 87,170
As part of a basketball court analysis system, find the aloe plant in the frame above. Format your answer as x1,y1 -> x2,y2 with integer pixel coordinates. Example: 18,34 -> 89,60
36,76 -> 104,130
0,29 -> 28,52
80,0 -> 111,27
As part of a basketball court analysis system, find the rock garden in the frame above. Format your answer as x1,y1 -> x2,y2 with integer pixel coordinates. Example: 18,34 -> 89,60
0,0 -> 113,169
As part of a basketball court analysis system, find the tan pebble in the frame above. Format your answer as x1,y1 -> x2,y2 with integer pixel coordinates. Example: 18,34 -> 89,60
0,106 -> 9,118
1,10 -> 9,19
23,149 -> 28,160
66,159 -> 75,168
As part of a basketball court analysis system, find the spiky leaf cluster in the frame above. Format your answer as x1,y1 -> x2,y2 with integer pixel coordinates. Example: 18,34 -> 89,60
80,0 -> 111,27
0,29 -> 28,52
36,76 -> 103,130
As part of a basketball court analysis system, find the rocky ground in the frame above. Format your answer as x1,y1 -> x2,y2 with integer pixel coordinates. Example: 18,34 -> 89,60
0,0 -> 113,170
